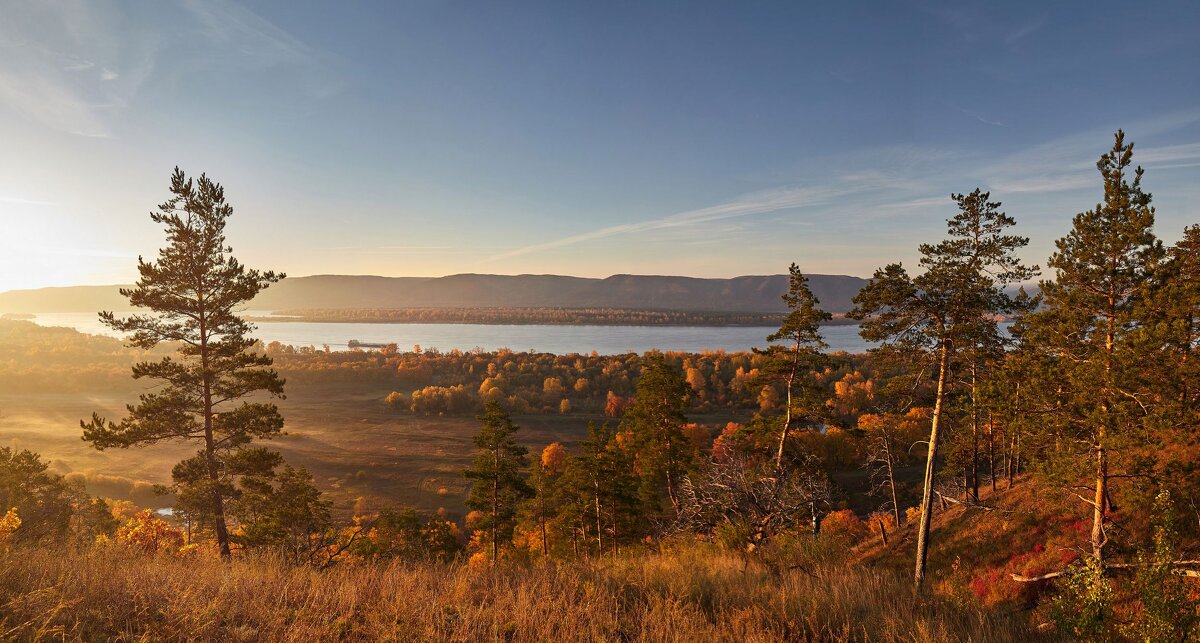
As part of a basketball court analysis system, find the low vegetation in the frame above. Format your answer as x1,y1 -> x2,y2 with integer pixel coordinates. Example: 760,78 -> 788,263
0,542 -> 1041,642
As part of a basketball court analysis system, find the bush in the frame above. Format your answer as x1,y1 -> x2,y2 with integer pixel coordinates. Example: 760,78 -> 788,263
821,509 -> 868,544
1050,556 -> 1114,641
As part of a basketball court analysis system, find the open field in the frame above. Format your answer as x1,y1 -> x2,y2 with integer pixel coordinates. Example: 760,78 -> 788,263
0,382 -> 753,516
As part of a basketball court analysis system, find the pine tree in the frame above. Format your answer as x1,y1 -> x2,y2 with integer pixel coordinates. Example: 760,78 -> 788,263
850,188 -> 1034,590
1020,131 -> 1160,564
565,421 -> 639,556
81,168 -> 285,559
622,353 -> 691,515
1143,225 -> 1200,425
756,263 -> 831,469
463,401 -> 533,562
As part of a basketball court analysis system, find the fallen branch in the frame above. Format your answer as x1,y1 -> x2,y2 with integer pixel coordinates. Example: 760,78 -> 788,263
934,491 -> 1006,513
1012,560 -> 1200,583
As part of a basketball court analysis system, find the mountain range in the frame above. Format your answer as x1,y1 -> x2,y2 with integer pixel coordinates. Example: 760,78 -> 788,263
0,273 -> 870,314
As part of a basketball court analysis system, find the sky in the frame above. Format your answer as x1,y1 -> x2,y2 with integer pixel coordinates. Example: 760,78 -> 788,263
1,1 -> 1199,292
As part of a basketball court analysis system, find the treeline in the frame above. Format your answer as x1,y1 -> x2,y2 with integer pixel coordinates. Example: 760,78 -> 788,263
0,319 -> 168,393
259,306 -> 827,326
268,342 -> 876,416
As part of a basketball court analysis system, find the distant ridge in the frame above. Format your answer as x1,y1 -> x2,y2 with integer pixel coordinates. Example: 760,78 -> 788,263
0,273 -> 870,314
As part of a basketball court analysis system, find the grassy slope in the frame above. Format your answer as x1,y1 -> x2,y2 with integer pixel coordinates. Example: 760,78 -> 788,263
0,543 -> 1048,642
853,477 -> 1098,615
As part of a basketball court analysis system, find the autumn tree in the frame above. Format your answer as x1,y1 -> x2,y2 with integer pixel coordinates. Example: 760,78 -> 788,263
463,401 -> 533,561
860,413 -> 905,527
850,188 -> 1035,590
755,263 -> 831,469
1019,131 -> 1161,565
528,442 -> 567,557
81,168 -> 285,559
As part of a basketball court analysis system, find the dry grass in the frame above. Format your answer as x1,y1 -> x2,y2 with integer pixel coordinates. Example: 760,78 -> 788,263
0,543 -> 1051,642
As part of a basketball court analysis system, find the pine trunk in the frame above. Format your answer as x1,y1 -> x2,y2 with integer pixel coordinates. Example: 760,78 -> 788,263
199,311 -> 232,560
914,336 -> 950,591
970,363 -> 979,501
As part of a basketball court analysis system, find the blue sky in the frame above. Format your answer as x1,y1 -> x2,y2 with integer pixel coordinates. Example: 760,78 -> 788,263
1,1 -> 1199,291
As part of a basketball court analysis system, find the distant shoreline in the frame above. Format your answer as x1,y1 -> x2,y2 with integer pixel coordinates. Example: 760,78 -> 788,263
245,307 -> 864,328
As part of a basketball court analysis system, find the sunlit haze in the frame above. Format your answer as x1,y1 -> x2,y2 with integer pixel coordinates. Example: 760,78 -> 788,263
2,1 -> 1199,292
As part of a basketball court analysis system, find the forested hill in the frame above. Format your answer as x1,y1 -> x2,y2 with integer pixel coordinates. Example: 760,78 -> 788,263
0,273 -> 869,314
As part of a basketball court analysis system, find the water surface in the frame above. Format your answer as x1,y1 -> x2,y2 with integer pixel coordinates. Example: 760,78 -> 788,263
27,312 -> 877,355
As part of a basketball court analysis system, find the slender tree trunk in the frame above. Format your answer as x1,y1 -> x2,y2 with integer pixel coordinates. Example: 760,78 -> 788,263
1005,433 -> 1013,487
1092,308 -> 1115,563
970,362 -> 979,501
664,432 -> 679,512
988,414 -> 996,493
594,483 -> 603,555
539,492 -> 548,557
885,437 -> 901,526
1009,383 -> 1020,488
611,509 -> 619,558
1182,315 -> 1194,413
810,485 -> 821,537
491,474 -> 499,563
914,337 -> 950,592
1013,424 -> 1021,481
199,310 -> 232,560
776,343 -> 800,469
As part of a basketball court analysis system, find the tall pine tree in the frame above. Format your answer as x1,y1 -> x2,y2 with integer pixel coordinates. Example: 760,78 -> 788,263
851,188 -> 1034,590
81,168 -> 285,559
757,264 -> 830,469
622,354 -> 691,516
1020,131 -> 1161,564
464,401 -> 533,562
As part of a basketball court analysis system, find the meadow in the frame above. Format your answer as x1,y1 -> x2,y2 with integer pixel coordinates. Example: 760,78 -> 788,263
0,540 -> 1047,642
0,319 -> 757,515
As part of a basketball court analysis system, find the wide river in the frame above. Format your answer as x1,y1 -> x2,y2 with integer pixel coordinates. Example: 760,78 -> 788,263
27,312 -> 878,355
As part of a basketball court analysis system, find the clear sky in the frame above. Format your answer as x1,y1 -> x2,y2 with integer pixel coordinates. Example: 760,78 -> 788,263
2,1 -> 1199,292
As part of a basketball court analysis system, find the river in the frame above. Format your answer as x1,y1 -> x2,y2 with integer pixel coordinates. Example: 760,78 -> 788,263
26,311 -> 878,355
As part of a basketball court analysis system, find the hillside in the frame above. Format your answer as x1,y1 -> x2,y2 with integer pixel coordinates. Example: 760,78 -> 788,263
0,273 -> 869,314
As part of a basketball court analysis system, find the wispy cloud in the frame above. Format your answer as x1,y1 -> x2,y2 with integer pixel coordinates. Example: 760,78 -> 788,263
0,59 -> 113,137
946,102 -> 1007,128
324,245 -> 510,254
0,1 -> 150,137
180,0 -> 313,67
488,182 -> 891,262
0,0 -> 331,137
1133,141 -> 1200,166
978,110 -> 1200,194
1004,16 -> 1046,46
36,245 -> 135,259
875,196 -> 949,211
0,195 -> 58,206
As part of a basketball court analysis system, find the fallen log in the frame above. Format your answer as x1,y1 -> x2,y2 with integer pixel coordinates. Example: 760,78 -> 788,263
1012,560 -> 1200,583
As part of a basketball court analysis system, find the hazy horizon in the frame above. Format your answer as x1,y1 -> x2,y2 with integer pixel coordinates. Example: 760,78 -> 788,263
1,269 -> 875,293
